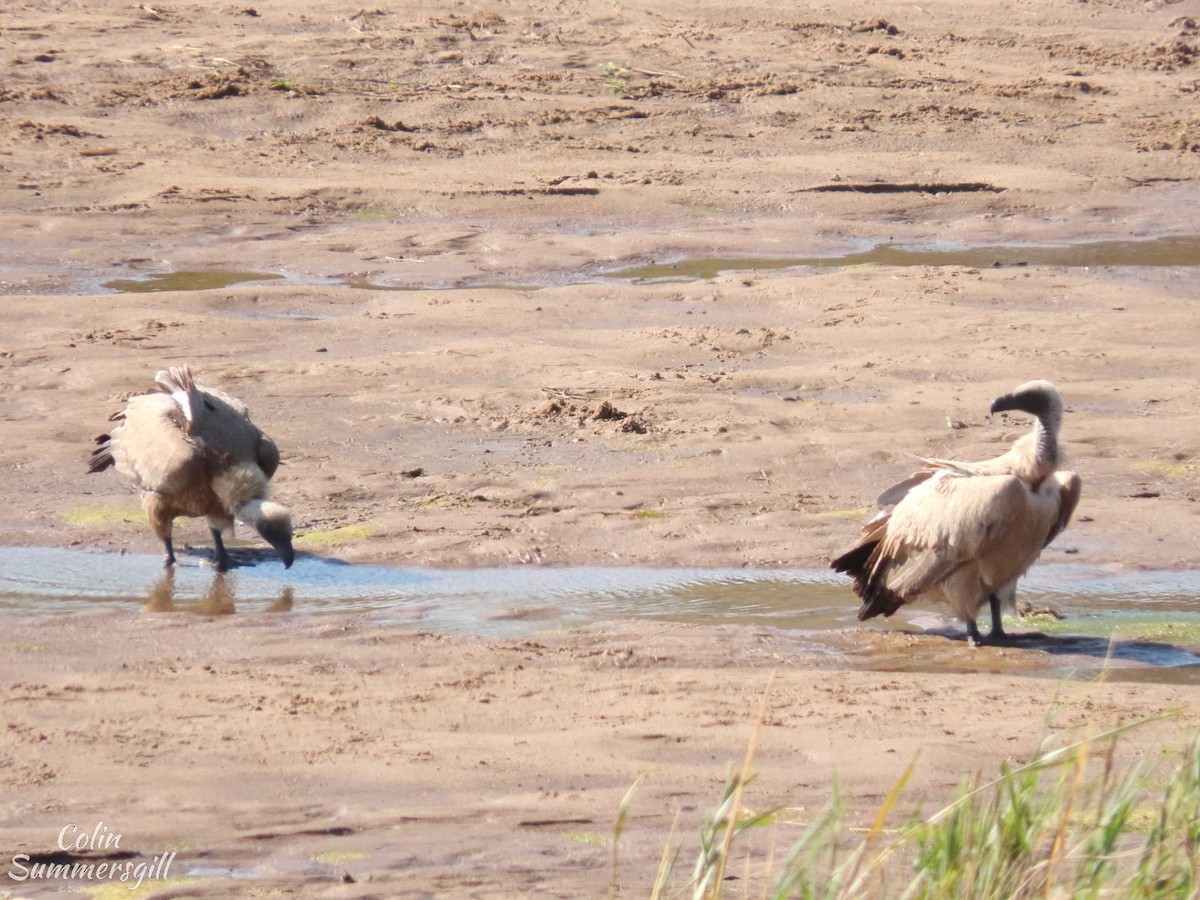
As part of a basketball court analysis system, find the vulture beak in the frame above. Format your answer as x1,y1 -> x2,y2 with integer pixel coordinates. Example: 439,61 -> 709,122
990,386 -> 1051,419
990,392 -> 1019,415
256,519 -> 295,569
276,540 -> 295,570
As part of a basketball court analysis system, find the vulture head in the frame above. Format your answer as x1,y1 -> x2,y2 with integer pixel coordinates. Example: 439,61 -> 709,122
989,379 -> 1062,425
238,499 -> 295,568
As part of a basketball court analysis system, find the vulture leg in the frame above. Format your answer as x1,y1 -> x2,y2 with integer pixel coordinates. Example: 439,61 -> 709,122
145,494 -> 177,568
211,528 -> 231,572
987,594 -> 1007,641
964,596 -> 1008,646
965,618 -> 984,648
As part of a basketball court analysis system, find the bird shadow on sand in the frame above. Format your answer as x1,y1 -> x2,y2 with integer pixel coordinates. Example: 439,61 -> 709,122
180,542 -> 309,570
913,624 -> 1200,671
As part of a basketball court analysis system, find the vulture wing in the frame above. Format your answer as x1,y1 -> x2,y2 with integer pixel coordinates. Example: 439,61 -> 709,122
257,435 -> 281,480
155,367 -> 271,475
881,472 -> 1034,588
1044,471 -> 1082,547
856,471 -> 1058,621
108,392 -> 207,496
875,469 -> 936,510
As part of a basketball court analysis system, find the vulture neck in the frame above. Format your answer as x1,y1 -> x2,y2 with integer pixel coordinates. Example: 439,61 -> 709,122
212,464 -> 269,514
236,498 -> 275,530
1030,410 -> 1061,477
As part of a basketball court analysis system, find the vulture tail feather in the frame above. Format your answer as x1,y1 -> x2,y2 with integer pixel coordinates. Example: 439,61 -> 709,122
856,551 -> 909,621
154,366 -> 197,424
153,366 -> 196,395
856,583 -> 908,621
830,540 -> 875,578
88,434 -> 114,474
831,536 -> 908,621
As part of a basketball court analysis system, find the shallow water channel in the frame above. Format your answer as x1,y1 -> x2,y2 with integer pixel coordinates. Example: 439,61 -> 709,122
611,234 -> 1200,282
97,234 -> 1200,293
3,547 -> 1200,682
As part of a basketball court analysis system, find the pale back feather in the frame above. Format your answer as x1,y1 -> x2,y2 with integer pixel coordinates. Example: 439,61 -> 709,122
110,393 -> 207,498
154,367 -> 274,512
874,470 -> 1064,609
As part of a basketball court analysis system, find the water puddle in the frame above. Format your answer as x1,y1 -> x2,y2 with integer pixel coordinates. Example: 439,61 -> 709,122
0,547 -> 848,631
344,275 -> 544,293
102,270 -> 284,293
612,234 -> 1200,282
94,236 -> 1200,295
1,548 -> 1199,682
100,268 -> 537,295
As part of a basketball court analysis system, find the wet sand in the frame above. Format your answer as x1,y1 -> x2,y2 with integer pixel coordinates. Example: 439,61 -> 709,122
3,610 -> 1199,897
2,0 -> 1200,894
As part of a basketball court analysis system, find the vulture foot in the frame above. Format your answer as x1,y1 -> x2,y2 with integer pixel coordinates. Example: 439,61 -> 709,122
987,594 -> 1007,641
965,619 -> 1018,648
964,619 -> 1010,647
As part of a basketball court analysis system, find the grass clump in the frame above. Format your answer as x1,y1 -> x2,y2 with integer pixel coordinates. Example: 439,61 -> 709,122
624,704 -> 1200,899
600,62 -> 631,98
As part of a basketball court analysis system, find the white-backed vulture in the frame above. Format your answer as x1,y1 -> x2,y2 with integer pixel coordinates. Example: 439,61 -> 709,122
88,366 -> 294,570
831,380 -> 1081,645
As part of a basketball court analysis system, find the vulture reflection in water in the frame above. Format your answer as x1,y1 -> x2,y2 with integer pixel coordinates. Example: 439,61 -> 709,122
832,380 -> 1081,646
143,570 -> 295,614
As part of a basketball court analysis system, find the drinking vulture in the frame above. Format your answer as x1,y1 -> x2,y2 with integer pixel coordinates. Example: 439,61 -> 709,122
831,380 -> 1080,645
88,366 -> 294,570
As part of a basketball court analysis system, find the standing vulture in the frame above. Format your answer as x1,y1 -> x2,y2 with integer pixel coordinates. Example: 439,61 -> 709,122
88,366 -> 294,570
831,380 -> 1081,645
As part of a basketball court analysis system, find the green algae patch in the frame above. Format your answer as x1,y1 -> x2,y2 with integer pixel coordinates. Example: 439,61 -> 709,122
414,492 -> 458,510
347,208 -> 392,221
104,270 -> 282,293
295,523 -> 378,549
64,505 -> 143,526
313,850 -> 369,864
564,831 -> 608,846
1027,614 -> 1200,645
1131,459 -> 1198,479
5,641 -> 48,652
88,877 -> 202,899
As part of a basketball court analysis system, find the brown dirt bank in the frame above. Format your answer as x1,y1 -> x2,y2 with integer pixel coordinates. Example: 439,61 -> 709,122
1,612 -> 1198,898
